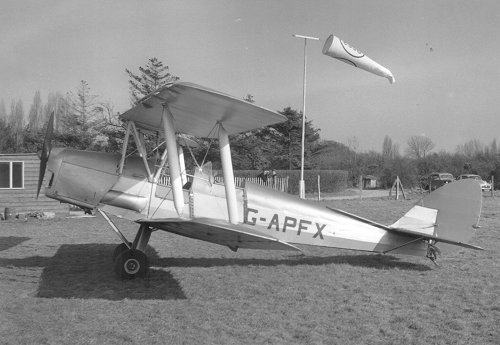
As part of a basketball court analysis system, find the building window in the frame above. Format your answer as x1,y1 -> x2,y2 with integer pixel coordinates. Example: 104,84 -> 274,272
0,161 -> 24,189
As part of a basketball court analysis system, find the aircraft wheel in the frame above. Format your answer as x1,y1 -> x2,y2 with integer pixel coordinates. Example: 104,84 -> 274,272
113,242 -> 131,261
114,249 -> 148,279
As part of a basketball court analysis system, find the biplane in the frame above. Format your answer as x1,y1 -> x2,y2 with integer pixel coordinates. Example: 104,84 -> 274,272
37,82 -> 483,279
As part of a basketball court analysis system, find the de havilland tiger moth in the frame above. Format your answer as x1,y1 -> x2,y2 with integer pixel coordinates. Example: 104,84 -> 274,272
37,82 -> 483,279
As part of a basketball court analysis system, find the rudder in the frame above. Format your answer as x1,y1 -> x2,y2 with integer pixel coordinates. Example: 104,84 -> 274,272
419,179 -> 482,244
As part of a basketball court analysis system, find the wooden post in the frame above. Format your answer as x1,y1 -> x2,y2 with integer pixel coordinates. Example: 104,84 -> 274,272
390,176 -> 407,200
396,176 -> 400,200
492,176 -> 495,198
390,177 -> 396,198
359,175 -> 363,200
317,175 -> 321,201
400,177 -> 407,200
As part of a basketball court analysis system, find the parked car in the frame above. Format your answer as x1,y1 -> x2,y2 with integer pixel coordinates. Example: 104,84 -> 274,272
456,174 -> 492,192
420,172 -> 454,191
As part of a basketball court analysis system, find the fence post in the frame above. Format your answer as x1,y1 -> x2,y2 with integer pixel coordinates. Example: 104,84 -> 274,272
396,176 -> 400,200
317,175 -> 321,201
359,175 -> 363,200
492,176 -> 495,198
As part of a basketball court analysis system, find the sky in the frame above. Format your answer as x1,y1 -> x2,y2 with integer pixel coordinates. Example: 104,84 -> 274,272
1,0 -> 499,152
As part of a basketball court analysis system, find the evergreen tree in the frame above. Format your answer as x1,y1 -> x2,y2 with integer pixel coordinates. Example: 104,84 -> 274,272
271,107 -> 320,170
125,57 -> 179,105
58,81 -> 105,150
232,107 -> 320,170
212,106 -> 320,171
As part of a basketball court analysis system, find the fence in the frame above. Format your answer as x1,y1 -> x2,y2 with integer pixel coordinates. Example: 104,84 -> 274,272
214,176 -> 289,193
157,174 -> 289,193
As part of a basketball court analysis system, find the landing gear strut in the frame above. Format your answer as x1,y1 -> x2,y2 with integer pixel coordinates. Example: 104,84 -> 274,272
98,209 -> 153,279
426,241 -> 441,266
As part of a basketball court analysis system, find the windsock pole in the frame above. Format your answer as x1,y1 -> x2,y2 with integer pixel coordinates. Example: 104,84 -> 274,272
293,34 -> 320,199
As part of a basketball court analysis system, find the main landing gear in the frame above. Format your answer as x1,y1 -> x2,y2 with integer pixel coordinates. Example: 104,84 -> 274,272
114,246 -> 149,279
98,209 -> 153,279
426,241 -> 441,267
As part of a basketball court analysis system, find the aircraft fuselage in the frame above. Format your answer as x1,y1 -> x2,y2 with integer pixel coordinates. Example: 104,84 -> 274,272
43,148 -> 427,257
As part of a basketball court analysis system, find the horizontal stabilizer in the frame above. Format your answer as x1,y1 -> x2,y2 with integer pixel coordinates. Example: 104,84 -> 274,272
390,205 -> 437,236
137,217 -> 301,252
326,207 -> 391,231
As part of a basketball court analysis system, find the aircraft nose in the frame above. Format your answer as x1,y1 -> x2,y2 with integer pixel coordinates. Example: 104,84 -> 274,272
37,147 -> 66,158
47,147 -> 65,157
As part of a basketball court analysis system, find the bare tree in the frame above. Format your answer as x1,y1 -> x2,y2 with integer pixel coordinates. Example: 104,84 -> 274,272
27,91 -> 43,131
0,100 -> 7,121
43,92 -> 68,133
456,139 -> 483,158
95,100 -> 121,127
406,135 -> 435,159
9,99 -> 25,148
345,136 -> 359,153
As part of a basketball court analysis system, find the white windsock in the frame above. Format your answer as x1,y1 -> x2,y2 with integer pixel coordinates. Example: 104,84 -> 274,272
322,34 -> 395,84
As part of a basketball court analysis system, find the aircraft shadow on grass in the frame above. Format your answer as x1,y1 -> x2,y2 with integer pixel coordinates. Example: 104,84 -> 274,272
0,242 -> 430,300
0,243 -> 186,301
0,236 -> 31,251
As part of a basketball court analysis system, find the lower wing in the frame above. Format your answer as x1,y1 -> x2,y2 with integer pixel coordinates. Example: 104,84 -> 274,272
137,217 -> 301,252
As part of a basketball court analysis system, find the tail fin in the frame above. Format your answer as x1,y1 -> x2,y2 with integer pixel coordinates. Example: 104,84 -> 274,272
391,179 -> 482,249
421,179 -> 482,244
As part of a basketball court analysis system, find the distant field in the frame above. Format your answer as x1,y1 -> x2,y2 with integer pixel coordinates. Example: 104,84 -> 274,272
1,196 -> 499,345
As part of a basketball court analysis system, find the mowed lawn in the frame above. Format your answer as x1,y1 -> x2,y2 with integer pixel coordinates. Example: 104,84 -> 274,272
0,196 -> 499,345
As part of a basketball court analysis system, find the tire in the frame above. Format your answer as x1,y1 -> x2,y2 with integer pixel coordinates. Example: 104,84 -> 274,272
113,242 -> 131,261
114,249 -> 148,279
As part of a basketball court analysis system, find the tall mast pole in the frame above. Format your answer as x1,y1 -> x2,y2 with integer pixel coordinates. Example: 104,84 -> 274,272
293,34 -> 319,199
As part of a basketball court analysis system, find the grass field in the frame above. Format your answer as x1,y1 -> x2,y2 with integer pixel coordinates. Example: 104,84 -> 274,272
1,196 -> 499,345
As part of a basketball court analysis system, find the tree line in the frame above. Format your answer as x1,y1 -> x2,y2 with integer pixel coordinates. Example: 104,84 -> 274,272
1,57 -> 499,189
312,135 -> 500,189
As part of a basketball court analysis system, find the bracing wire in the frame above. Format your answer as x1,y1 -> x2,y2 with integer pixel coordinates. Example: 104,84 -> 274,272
200,123 -> 219,168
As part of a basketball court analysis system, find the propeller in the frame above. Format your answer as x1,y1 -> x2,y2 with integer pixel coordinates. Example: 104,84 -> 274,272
37,112 -> 55,199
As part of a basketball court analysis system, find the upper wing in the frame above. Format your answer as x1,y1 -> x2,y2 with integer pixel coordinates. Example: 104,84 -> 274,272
120,82 -> 287,137
137,217 -> 301,252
